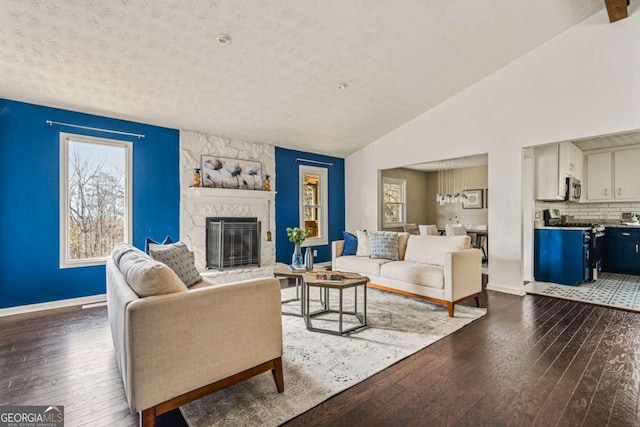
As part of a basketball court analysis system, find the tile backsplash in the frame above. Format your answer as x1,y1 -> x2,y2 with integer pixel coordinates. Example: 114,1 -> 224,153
535,201 -> 640,224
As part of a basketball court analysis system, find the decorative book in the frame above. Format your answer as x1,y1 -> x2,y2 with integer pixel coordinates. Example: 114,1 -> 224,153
315,273 -> 344,282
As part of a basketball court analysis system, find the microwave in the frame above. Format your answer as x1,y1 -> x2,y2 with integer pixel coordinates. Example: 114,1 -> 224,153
566,177 -> 581,202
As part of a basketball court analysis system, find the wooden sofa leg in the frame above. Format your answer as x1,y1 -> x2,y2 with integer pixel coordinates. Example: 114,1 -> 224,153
447,302 -> 454,317
474,295 -> 480,307
272,357 -> 284,393
140,407 -> 155,427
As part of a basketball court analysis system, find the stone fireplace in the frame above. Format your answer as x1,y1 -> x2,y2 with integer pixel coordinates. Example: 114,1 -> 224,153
180,130 -> 276,284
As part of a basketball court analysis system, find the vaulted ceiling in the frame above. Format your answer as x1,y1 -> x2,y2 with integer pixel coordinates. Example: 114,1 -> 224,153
0,0 -> 605,157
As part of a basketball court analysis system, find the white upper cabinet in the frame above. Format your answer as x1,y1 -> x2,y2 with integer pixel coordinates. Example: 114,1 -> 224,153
586,148 -> 640,201
535,142 -> 582,201
559,142 -> 583,180
614,149 -> 640,200
587,152 -> 612,200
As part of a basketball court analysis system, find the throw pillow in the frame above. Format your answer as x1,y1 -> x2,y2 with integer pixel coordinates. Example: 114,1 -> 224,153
369,231 -> 399,261
116,246 -> 188,297
343,231 -> 358,256
397,232 -> 410,261
355,230 -> 370,257
145,235 -> 174,254
149,242 -> 202,287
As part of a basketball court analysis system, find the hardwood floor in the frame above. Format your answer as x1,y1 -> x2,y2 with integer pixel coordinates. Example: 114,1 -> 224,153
2,287 -> 640,426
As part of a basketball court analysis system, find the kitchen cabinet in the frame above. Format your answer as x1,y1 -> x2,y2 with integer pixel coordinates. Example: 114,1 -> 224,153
614,149 -> 640,199
560,142 -> 583,180
605,227 -> 640,275
586,149 -> 640,201
534,228 -> 590,286
535,142 -> 583,201
587,152 -> 612,200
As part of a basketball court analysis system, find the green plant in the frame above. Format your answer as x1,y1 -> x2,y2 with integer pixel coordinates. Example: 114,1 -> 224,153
286,226 -> 311,245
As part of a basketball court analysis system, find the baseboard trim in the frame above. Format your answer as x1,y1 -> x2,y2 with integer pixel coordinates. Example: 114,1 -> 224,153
0,294 -> 107,318
486,282 -> 526,296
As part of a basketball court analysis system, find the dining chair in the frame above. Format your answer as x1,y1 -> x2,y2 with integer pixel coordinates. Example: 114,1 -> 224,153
419,224 -> 439,236
445,224 -> 468,236
402,223 -> 420,235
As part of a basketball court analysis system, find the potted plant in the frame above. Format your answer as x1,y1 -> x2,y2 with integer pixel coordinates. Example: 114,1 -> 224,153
286,227 -> 311,269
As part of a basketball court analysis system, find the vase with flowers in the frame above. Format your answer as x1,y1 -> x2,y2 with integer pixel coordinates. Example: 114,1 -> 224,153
286,226 -> 311,269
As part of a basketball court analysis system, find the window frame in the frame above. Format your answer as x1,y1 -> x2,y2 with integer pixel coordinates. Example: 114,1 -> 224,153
299,164 -> 328,247
382,177 -> 406,228
59,132 -> 133,268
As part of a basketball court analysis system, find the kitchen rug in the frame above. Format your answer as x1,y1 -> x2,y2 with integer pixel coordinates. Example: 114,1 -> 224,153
180,287 -> 486,427
525,272 -> 640,312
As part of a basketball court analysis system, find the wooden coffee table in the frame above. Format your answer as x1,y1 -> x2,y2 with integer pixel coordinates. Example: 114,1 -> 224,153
303,272 -> 369,335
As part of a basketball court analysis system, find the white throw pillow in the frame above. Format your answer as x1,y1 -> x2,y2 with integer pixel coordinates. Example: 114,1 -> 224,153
116,247 -> 188,297
355,230 -> 370,257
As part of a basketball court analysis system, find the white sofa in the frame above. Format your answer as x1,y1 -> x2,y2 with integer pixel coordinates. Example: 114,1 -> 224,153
106,244 -> 283,426
332,234 -> 482,316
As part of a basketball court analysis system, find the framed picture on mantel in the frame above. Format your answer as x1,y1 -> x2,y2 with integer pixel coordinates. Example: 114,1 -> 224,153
201,155 -> 263,190
462,189 -> 483,209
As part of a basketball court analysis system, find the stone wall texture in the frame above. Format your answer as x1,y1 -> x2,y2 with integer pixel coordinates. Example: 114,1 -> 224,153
180,130 -> 276,278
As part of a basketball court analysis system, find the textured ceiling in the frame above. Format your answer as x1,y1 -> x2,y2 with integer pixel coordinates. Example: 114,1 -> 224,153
0,0 -> 604,157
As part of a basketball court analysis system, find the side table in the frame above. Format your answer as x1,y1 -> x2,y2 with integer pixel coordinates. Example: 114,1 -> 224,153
273,266 -> 306,317
303,273 -> 369,335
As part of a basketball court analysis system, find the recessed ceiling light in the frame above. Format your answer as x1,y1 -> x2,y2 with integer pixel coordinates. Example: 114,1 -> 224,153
217,34 -> 231,45
337,83 -> 348,90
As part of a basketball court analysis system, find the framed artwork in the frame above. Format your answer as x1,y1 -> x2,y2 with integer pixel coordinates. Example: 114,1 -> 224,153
485,188 -> 488,208
462,189 -> 483,209
201,155 -> 263,190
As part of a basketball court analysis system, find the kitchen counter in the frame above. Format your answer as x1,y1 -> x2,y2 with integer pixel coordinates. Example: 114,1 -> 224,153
602,223 -> 640,228
535,226 -> 593,231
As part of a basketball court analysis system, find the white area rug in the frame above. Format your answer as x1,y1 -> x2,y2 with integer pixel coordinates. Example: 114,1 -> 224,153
180,287 -> 486,427
525,272 -> 640,312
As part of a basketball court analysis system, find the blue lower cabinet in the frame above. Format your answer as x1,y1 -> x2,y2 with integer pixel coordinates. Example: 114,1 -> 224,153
605,228 -> 640,275
534,228 -> 590,286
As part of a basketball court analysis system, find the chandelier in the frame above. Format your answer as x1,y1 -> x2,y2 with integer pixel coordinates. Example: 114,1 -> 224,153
436,159 -> 468,206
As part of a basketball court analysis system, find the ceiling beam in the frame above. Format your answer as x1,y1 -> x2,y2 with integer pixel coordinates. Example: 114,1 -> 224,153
604,0 -> 629,23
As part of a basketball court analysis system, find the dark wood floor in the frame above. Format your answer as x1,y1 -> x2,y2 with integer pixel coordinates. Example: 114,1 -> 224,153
2,286 -> 640,426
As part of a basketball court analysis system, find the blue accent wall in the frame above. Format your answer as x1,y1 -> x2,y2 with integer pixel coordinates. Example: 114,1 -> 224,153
0,99 -> 180,309
275,147 -> 345,264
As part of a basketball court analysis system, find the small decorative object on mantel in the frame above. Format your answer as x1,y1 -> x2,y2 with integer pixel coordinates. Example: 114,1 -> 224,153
193,168 -> 201,187
263,174 -> 271,191
286,226 -> 311,269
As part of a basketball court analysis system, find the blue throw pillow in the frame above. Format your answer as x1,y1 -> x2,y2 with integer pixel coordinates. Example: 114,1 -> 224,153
145,235 -> 174,254
343,231 -> 358,256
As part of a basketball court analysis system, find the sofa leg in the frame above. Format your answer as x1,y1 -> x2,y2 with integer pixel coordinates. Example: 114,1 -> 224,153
447,302 -> 454,317
140,408 -> 155,427
272,357 -> 284,393
474,296 -> 480,308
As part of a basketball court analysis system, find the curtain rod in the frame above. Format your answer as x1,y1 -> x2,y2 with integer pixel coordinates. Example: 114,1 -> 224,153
46,120 -> 145,139
295,158 -> 333,166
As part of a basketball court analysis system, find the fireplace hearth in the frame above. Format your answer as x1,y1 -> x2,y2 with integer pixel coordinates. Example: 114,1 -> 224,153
206,217 -> 261,270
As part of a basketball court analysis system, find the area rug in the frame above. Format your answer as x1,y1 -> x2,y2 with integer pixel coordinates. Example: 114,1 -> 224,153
180,287 -> 486,427
525,272 -> 640,312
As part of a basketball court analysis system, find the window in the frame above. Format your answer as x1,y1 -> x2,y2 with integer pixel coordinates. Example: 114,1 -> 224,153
382,177 -> 406,227
299,165 -> 328,246
59,133 -> 132,268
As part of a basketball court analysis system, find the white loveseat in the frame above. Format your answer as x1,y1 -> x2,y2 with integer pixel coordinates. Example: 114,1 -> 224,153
106,244 -> 283,426
332,234 -> 482,316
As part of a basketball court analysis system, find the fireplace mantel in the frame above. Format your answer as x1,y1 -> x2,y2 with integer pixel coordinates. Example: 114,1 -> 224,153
188,187 -> 276,204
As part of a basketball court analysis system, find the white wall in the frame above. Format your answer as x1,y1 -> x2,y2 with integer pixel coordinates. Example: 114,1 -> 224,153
345,7 -> 640,295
